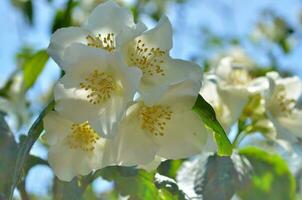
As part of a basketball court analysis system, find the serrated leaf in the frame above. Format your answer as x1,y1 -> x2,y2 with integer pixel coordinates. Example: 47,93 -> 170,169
9,101 -> 54,200
193,94 -> 232,155
99,166 -> 159,200
0,112 -> 18,198
238,147 -> 296,200
22,50 -> 49,91
197,153 -> 251,200
177,152 -> 251,200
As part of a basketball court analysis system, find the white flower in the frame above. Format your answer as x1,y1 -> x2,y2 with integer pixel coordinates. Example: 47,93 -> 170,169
48,0 -> 146,66
211,57 -> 268,122
48,0 -> 201,105
199,77 -> 242,133
54,44 -> 142,137
215,57 -> 268,94
264,72 -> 302,141
43,111 -> 110,181
121,16 -> 201,104
103,79 -> 209,166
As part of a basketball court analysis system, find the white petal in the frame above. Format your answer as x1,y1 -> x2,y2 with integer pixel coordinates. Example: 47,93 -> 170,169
140,69 -> 201,107
217,86 -> 249,125
42,111 -> 72,145
55,45 -> 141,136
84,0 -> 142,39
215,57 -> 233,81
62,43 -> 111,72
48,138 -> 104,181
136,16 -> 173,51
199,79 -> 220,106
47,27 -> 88,67
247,77 -> 269,94
279,76 -> 302,101
154,99 -> 209,159
103,104 -> 158,166
138,156 -> 165,172
278,110 -> 302,139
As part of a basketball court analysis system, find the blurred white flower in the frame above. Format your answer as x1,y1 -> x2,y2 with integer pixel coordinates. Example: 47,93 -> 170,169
200,77 -> 242,133
211,57 -> 268,125
48,0 -> 146,66
0,74 -> 30,130
103,80 -> 209,166
43,111 -> 110,181
54,44 -> 141,137
264,72 -> 302,141
210,47 -> 255,70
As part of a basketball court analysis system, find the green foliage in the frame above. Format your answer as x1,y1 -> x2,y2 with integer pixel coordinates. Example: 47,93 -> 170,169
196,154 -> 250,200
0,112 -> 18,198
11,0 -> 34,25
193,94 -> 233,156
157,160 -> 184,179
154,173 -> 187,200
9,102 -> 54,200
100,166 -> 160,200
51,0 -> 77,33
53,177 -> 86,200
238,147 -> 296,200
22,50 -> 49,91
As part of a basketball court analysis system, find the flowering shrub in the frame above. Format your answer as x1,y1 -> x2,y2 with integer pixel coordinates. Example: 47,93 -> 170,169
1,1 -> 302,200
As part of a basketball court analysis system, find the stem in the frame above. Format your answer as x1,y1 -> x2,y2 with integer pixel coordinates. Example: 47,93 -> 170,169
18,181 -> 30,200
232,130 -> 242,147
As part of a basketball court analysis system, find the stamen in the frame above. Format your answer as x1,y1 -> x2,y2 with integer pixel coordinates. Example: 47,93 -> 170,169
129,39 -> 166,78
271,86 -> 296,116
228,69 -> 252,85
139,105 -> 172,136
86,33 -> 115,52
80,70 -> 116,105
67,122 -> 100,152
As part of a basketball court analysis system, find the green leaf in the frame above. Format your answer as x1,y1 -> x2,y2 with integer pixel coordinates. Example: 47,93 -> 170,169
157,160 -> 184,179
53,177 -> 85,200
238,147 -> 296,200
51,0 -> 77,33
193,94 -> 232,155
9,101 -> 54,200
22,50 -> 49,91
195,153 -> 251,200
11,0 -> 34,25
0,112 -> 18,198
100,166 -> 159,200
154,173 -> 187,200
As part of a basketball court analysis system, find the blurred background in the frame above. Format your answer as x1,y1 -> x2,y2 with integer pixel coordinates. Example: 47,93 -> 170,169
0,0 -> 302,199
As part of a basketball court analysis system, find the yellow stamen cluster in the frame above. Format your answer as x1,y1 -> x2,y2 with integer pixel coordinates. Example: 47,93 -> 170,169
67,122 -> 100,152
228,69 -> 252,85
86,33 -> 115,52
80,70 -> 116,104
273,86 -> 296,116
139,105 -> 172,136
129,39 -> 166,77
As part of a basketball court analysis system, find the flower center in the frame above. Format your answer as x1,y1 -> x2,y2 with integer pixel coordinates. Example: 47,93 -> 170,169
67,122 -> 100,152
228,69 -> 252,85
86,33 -> 115,52
139,105 -> 172,136
80,70 -> 116,105
270,86 -> 296,116
128,39 -> 166,78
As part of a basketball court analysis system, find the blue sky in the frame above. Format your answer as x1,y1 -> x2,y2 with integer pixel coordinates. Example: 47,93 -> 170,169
1,0 -> 302,197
